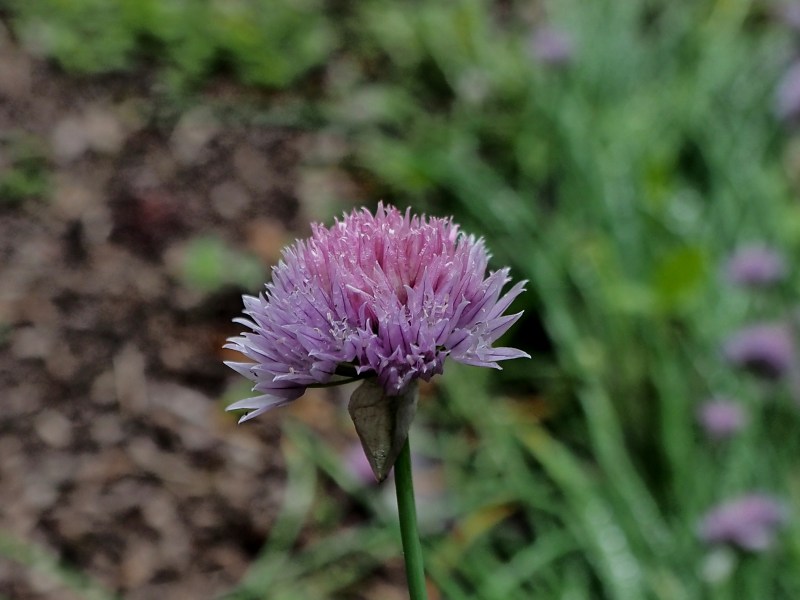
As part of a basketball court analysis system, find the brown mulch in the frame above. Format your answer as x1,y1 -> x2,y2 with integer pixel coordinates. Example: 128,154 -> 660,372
0,27 -> 391,599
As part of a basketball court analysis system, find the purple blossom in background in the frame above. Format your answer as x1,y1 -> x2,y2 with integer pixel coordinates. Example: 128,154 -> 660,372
698,493 -> 788,551
775,2 -> 800,31
723,323 -> 795,380
225,203 -> 529,421
725,245 -> 786,287
696,397 -> 747,440
529,27 -> 574,67
776,61 -> 800,122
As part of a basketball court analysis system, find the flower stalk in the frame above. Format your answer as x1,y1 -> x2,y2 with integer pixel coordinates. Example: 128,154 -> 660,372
394,435 -> 428,600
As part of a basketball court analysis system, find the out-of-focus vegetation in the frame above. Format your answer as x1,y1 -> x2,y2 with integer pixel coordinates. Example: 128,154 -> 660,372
179,235 -> 265,294
0,132 -> 49,206
7,0 -> 800,598
9,0 -> 334,90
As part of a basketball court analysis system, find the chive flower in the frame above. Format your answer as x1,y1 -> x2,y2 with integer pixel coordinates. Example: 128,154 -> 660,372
776,61 -> 800,122
698,493 -> 788,552
225,203 -> 530,422
723,323 -> 795,380
529,27 -> 574,67
725,245 -> 786,288
696,397 -> 747,440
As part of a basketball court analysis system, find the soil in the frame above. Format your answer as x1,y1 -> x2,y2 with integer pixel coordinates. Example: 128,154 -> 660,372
0,29 -> 398,600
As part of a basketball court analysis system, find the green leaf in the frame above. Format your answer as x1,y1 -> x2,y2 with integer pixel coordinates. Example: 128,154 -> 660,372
651,244 -> 708,312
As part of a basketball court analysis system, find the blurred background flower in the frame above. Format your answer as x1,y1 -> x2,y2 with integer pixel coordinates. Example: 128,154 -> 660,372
696,397 -> 747,440
528,26 -> 574,67
776,62 -> 800,122
775,2 -> 800,31
725,245 -> 786,288
698,494 -> 788,552
723,324 -> 796,380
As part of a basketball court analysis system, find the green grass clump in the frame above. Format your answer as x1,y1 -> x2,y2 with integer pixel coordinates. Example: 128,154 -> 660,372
180,235 -> 264,293
0,133 -> 49,206
10,0 -> 334,90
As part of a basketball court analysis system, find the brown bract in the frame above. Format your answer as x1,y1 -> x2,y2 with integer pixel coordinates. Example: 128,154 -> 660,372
348,379 -> 419,482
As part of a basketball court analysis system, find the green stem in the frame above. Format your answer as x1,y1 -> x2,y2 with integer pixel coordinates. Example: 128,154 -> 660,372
394,436 -> 428,600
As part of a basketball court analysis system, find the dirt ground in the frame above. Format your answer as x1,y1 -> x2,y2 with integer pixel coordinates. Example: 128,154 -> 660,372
0,27 -> 399,599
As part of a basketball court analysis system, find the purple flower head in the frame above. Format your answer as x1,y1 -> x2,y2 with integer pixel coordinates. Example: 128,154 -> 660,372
225,203 -> 530,422
698,493 -> 788,552
775,3 -> 800,32
725,245 -> 786,287
528,27 -> 574,67
696,397 -> 747,440
723,323 -> 795,380
776,61 -> 800,122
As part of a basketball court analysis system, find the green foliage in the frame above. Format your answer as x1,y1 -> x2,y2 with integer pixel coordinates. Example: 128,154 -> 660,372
10,0 -> 334,89
15,0 -> 136,73
180,235 -> 264,293
0,532 -> 117,600
650,244 -> 709,312
0,133 -> 50,206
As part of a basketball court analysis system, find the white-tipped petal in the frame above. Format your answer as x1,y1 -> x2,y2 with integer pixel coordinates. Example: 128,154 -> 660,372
226,394 -> 290,413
